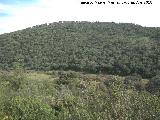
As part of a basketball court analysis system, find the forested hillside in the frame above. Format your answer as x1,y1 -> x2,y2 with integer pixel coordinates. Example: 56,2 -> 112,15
0,21 -> 160,78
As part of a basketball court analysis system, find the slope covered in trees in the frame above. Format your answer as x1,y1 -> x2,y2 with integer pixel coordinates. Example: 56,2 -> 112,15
0,21 -> 160,78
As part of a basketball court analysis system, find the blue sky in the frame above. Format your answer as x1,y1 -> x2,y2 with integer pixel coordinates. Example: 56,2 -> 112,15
0,0 -> 37,18
0,12 -> 9,17
0,0 -> 160,34
0,0 -> 37,5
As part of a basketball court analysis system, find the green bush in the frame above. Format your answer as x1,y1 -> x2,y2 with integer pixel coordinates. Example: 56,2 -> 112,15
1,96 -> 55,120
124,74 -> 143,90
146,74 -> 160,95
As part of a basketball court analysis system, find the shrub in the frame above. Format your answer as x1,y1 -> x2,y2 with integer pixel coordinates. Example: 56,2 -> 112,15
146,74 -> 160,95
124,74 -> 143,90
1,96 -> 55,120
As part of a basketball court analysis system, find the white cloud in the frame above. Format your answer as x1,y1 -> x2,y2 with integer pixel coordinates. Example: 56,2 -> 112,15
0,0 -> 160,34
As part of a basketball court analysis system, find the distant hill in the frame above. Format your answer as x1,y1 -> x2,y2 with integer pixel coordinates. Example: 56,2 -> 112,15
0,21 -> 160,78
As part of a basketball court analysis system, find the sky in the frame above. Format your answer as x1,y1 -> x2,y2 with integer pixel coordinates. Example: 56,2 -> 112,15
0,0 -> 160,34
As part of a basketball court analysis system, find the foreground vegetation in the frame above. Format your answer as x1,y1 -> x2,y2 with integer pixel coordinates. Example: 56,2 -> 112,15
0,66 -> 160,120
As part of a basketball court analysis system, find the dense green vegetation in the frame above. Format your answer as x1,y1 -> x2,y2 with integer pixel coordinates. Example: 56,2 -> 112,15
0,21 -> 160,78
0,67 -> 160,120
0,21 -> 160,119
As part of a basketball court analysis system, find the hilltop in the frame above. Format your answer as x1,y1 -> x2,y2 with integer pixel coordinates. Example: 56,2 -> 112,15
0,21 -> 160,78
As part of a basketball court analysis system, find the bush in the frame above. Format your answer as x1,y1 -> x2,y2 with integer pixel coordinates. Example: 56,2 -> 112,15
146,74 -> 160,95
124,74 -> 143,90
1,96 -> 55,120
55,71 -> 78,85
0,65 -> 25,91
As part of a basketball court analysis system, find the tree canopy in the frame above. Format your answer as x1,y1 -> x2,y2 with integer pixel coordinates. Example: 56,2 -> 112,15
0,21 -> 160,78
